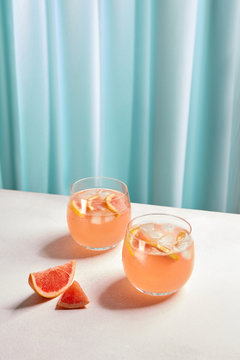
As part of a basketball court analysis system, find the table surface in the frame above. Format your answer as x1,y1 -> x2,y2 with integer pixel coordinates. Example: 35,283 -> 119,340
0,189 -> 240,360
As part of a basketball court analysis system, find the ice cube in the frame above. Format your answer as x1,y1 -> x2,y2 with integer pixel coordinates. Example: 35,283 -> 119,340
138,240 -> 146,251
98,189 -> 112,199
104,215 -> 115,223
150,230 -> 164,240
158,234 -> 176,249
80,189 -> 97,199
140,223 -> 154,233
141,223 -> 164,240
91,216 -> 102,225
162,223 -> 175,232
174,239 -> 189,252
80,199 -> 87,214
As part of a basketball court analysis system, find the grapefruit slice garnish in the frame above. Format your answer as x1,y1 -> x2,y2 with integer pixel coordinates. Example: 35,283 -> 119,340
28,260 -> 76,298
70,199 -> 85,217
168,253 -> 179,260
125,233 -> 135,257
125,228 -> 148,257
150,241 -> 179,260
87,195 -> 106,212
57,280 -> 89,309
176,230 -> 188,243
105,193 -> 127,214
125,240 -> 135,257
130,227 -> 148,240
129,227 -> 179,260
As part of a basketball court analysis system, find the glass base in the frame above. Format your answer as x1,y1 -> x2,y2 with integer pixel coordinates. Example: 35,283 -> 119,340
135,286 -> 177,297
81,243 -> 118,251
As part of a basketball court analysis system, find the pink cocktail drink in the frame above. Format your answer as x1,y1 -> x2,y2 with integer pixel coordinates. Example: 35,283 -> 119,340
67,177 -> 131,250
122,214 -> 194,295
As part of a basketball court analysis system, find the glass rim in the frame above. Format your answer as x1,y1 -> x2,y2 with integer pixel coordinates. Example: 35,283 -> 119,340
70,176 -> 129,198
127,213 -> 192,238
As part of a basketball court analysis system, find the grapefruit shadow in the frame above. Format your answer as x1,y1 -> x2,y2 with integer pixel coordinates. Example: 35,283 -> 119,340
39,235 -> 111,259
98,277 -> 179,310
14,293 -> 50,310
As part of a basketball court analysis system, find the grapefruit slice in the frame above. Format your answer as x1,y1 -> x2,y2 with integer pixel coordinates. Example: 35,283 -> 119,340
176,230 -> 188,243
130,227 -> 148,241
105,193 -> 127,214
57,280 -> 89,309
70,199 -> 85,217
87,195 -> 106,211
169,253 -> 179,260
129,227 -> 179,260
125,227 -> 149,257
28,260 -> 76,298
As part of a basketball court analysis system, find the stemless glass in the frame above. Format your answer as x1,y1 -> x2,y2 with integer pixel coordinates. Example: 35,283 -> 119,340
122,214 -> 194,296
67,177 -> 131,250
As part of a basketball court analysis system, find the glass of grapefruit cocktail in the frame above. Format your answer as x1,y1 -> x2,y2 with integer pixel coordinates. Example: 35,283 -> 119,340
67,177 -> 131,250
122,214 -> 194,296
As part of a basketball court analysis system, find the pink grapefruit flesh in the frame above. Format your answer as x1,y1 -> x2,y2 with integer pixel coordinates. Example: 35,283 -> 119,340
87,195 -> 106,212
28,260 -> 76,298
105,193 -> 127,213
57,280 -> 90,309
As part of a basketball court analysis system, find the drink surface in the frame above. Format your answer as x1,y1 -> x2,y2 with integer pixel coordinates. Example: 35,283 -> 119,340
67,188 -> 131,249
122,222 -> 194,294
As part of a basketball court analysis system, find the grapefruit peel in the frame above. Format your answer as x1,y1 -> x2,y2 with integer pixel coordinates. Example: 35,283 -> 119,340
28,260 -> 76,298
125,228 -> 143,257
70,200 -> 84,217
125,233 -> 135,257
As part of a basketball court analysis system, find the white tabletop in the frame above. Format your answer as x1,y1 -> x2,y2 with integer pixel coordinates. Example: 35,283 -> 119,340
0,189 -> 239,360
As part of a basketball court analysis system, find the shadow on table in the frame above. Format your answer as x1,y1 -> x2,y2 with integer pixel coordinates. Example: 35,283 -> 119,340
14,294 -> 50,310
39,235 -> 111,259
98,277 -> 179,310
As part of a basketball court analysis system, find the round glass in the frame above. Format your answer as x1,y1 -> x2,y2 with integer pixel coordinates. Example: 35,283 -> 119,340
122,213 -> 194,296
67,177 -> 131,250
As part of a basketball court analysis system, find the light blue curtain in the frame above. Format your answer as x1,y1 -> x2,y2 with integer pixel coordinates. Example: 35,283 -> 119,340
1,0 -> 240,213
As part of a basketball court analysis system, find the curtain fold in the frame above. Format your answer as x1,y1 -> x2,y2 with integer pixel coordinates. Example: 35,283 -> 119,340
0,0 -> 20,190
1,0 -> 240,213
183,0 -> 240,212
129,0 -> 151,205
150,0 -> 197,208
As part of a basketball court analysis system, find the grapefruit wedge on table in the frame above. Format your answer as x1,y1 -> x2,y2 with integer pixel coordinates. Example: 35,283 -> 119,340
28,260 -> 76,298
57,280 -> 89,309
